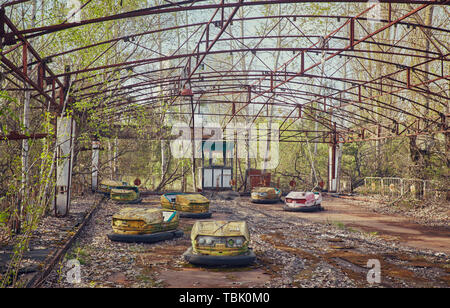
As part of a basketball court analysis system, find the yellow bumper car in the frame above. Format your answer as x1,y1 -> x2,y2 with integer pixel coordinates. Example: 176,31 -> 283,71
183,220 -> 256,266
107,208 -> 183,243
161,193 -> 212,218
110,187 -> 142,204
250,187 -> 281,204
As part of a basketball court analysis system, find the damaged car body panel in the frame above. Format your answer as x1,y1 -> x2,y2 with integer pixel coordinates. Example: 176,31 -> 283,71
98,180 -> 141,203
161,193 -> 211,217
283,191 -> 323,212
251,187 -> 281,203
183,220 -> 256,266
108,208 -> 183,243
111,208 -> 179,235
110,187 -> 141,204
191,220 -> 250,256
97,180 -> 129,195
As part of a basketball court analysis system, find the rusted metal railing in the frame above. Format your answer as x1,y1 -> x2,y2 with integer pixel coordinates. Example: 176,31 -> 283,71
362,177 -> 444,201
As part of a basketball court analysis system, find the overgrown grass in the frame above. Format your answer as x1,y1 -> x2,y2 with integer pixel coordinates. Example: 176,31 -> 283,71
65,244 -> 91,265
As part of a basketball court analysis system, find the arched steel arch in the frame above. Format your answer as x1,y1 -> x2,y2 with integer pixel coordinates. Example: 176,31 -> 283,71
0,0 -> 448,144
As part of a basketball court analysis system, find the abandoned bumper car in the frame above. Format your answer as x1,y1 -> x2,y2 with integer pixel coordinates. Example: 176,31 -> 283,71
110,186 -> 142,204
107,208 -> 183,243
98,180 -> 142,204
161,192 -> 212,218
250,186 -> 282,203
283,191 -> 324,212
97,180 -> 129,195
183,220 -> 256,267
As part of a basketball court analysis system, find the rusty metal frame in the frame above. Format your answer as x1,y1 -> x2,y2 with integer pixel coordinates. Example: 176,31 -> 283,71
0,8 -> 67,112
0,0 -> 448,145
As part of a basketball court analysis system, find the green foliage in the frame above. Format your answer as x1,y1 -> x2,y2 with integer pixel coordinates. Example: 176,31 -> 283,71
65,244 -> 91,266
0,210 -> 8,226
0,91 -> 19,136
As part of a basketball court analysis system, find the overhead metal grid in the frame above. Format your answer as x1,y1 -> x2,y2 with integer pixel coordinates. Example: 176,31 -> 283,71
0,0 -> 448,144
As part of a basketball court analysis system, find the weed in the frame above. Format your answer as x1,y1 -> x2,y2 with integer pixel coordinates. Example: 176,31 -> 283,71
332,221 -> 346,230
65,244 -> 90,265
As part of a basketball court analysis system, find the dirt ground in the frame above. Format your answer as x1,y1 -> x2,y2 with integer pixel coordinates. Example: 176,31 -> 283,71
42,193 -> 450,288
265,196 -> 450,255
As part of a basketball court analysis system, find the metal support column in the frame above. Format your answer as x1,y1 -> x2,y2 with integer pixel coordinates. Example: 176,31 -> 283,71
54,116 -> 75,217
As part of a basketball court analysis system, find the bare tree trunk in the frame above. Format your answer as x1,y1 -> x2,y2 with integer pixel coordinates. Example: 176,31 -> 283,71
161,140 -> 166,182
21,89 -> 30,198
113,138 -> 118,179
18,0 -> 37,232
312,30 -> 328,185
423,6 -> 433,118
408,6 -> 434,180
191,96 -> 197,192
108,140 -> 113,180
263,4 -> 282,174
